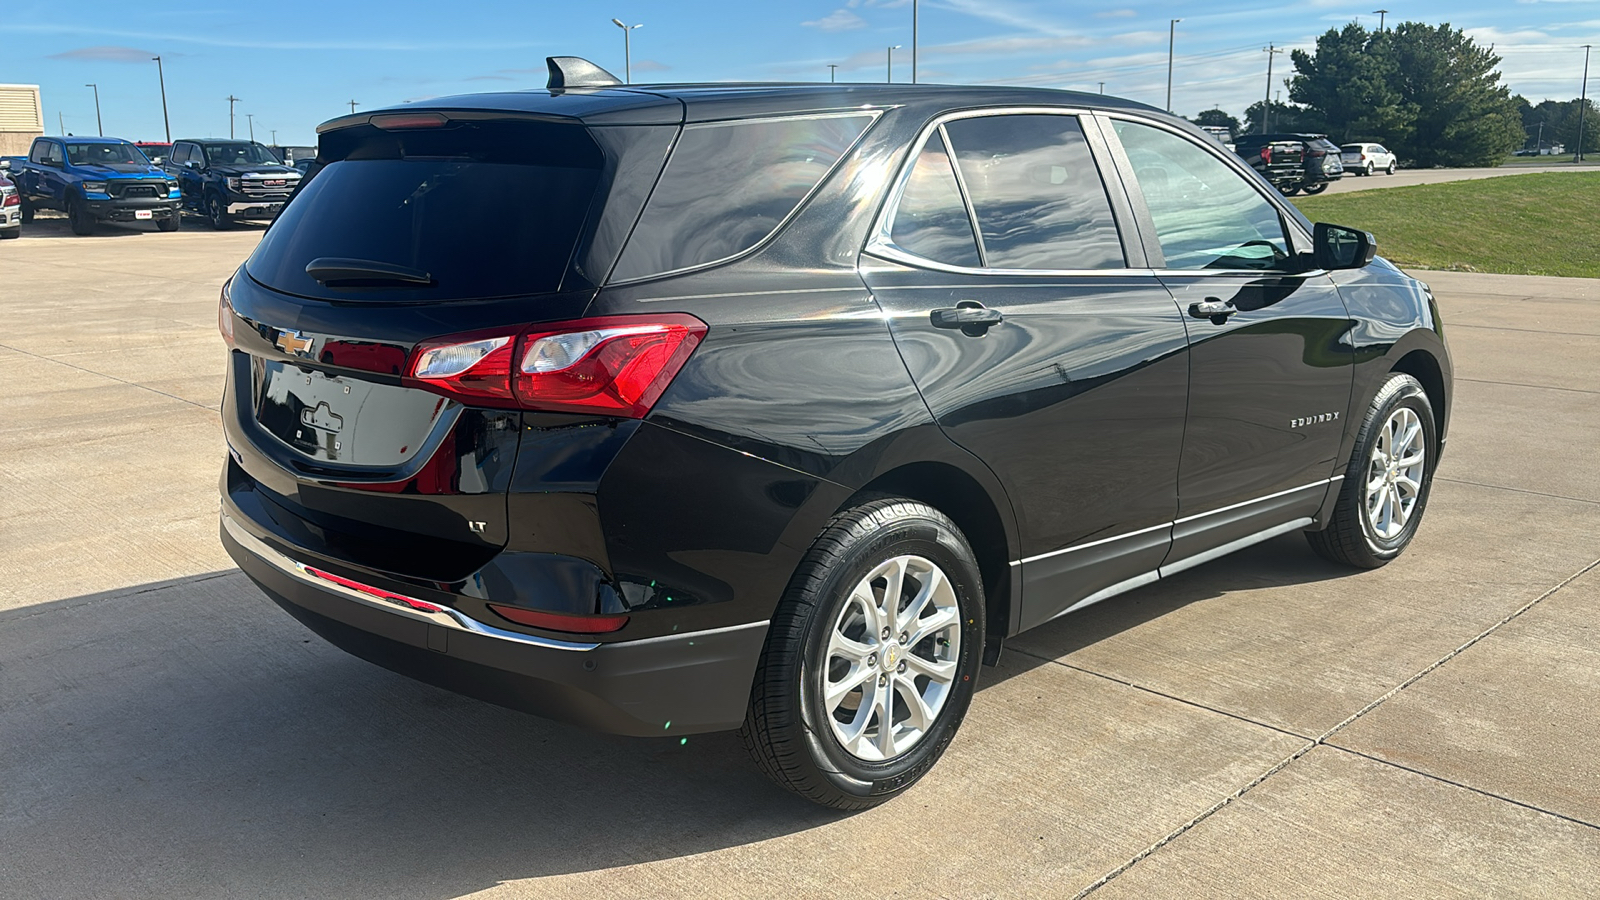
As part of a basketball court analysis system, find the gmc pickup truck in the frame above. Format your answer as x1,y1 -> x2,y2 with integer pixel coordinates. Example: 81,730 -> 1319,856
12,136 -> 182,234
164,138 -> 301,229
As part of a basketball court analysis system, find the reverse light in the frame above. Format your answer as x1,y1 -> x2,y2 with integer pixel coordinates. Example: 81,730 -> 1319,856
403,315 -> 707,418
487,603 -> 629,634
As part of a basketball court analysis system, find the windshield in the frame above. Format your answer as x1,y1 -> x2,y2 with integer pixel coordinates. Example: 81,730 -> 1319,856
204,142 -> 280,166
66,142 -> 146,166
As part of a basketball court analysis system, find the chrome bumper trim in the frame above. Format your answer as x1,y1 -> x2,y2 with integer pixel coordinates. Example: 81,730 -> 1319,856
222,511 -> 601,652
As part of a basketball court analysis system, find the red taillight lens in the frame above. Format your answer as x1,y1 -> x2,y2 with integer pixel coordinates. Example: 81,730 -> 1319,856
2,191 -> 18,207
403,315 -> 707,417
219,279 -> 235,347
1261,146 -> 1272,164
487,603 -> 629,634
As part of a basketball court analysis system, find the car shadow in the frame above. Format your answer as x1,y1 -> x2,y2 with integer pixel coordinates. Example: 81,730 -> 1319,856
1,533 -> 1351,896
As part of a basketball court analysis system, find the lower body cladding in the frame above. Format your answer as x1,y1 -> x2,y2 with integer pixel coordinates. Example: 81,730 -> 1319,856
221,511 -> 771,737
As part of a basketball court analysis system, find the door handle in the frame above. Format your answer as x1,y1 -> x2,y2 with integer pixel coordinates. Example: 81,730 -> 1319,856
931,304 -> 1004,335
1188,297 -> 1237,324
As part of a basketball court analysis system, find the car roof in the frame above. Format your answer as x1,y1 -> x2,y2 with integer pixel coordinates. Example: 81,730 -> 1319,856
46,135 -> 133,144
317,82 -> 1164,132
175,138 -> 258,144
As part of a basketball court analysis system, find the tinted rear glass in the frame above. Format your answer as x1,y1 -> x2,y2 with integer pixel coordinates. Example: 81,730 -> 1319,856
246,120 -> 603,302
610,113 -> 876,282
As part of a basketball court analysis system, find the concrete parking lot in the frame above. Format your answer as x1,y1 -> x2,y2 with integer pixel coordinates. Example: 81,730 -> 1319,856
3,219 -> 1598,898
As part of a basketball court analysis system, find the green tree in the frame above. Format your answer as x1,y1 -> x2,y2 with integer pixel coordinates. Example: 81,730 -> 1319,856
1556,99 -> 1600,155
1242,100 -> 1318,134
1384,22 -> 1524,166
1288,23 -> 1408,143
1192,108 -> 1241,134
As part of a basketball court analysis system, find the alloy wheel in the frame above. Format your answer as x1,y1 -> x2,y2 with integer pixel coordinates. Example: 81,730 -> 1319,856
821,554 -> 961,762
1365,406 -> 1426,540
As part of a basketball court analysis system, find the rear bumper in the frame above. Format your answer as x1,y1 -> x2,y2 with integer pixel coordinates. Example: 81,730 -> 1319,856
221,510 -> 769,736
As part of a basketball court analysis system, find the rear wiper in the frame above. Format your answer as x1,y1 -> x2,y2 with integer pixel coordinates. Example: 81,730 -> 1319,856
305,258 -> 434,287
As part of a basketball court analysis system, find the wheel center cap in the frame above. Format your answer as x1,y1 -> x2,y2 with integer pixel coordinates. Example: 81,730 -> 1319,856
882,643 -> 901,672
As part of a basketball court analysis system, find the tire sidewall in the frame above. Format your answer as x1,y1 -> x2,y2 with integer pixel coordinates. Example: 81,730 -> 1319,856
1353,378 -> 1436,560
795,513 -> 984,802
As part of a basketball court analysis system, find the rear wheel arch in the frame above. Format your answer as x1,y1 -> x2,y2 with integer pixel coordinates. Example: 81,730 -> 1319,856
844,461 -> 1015,664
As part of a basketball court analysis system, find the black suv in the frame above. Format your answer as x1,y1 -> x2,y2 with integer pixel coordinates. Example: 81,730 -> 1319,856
165,138 -> 302,228
1235,133 -> 1345,195
220,58 -> 1451,809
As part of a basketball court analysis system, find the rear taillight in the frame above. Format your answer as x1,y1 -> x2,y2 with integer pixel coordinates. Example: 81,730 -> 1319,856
2,191 -> 17,207
404,315 -> 707,418
219,279 -> 235,347
1260,146 -> 1272,164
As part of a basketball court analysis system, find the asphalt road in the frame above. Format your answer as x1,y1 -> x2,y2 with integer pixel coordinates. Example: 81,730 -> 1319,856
1317,162 -> 1600,195
3,219 -> 1598,898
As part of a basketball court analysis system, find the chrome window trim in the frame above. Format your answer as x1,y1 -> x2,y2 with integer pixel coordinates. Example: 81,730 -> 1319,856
1008,475 -> 1341,566
865,105 -> 1143,278
605,108 -> 885,286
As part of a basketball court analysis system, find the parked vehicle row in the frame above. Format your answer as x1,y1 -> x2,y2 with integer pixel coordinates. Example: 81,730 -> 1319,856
1234,132 -> 1345,195
217,59 -> 1451,810
166,138 -> 302,229
0,167 -> 20,239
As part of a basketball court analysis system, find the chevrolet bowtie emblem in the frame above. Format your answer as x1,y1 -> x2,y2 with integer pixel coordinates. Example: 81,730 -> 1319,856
275,330 -> 314,357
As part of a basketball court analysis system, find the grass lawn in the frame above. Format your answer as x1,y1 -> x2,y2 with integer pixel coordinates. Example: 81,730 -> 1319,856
1291,172 -> 1600,278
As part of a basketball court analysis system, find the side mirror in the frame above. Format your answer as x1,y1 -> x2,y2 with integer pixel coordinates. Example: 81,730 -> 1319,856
0,159 -> 9,171
1313,222 -> 1376,270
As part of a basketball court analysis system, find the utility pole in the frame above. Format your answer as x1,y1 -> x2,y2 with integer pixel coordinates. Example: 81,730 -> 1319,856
1536,121 -> 1544,155
1262,44 -> 1284,134
828,64 -> 838,83
611,18 -> 643,84
153,56 -> 171,143
1099,82 -> 1106,95
247,114 -> 255,142
1373,9 -> 1388,31
227,95 -> 240,139
58,111 -> 65,135
1578,44 -> 1592,163
270,129 -> 277,146
349,100 -> 358,114
85,84 -> 102,136
887,45 -> 902,83
912,0 -> 919,84
1167,19 -> 1181,113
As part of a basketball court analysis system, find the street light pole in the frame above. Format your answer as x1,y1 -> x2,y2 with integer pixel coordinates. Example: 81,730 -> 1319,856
1262,44 -> 1283,133
912,0 -> 919,84
828,64 -> 838,83
887,45 -> 902,83
247,114 -> 255,142
85,84 -> 102,136
271,129 -> 278,146
349,100 -> 358,114
227,95 -> 240,139
1167,19 -> 1181,113
1578,44 -> 1592,163
152,56 -> 171,143
1099,81 -> 1106,95
611,18 -> 643,84
1373,9 -> 1388,31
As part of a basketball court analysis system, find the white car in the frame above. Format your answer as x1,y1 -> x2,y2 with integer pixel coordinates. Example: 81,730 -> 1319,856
0,169 -> 20,239
1341,142 -> 1397,176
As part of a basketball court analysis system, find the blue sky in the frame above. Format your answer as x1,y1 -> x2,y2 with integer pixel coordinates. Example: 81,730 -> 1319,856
4,0 -> 1596,145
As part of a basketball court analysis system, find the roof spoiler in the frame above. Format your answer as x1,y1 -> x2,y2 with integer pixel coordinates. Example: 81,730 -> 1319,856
547,57 -> 624,90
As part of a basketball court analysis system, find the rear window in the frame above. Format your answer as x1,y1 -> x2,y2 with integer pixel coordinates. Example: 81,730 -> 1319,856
246,120 -> 603,302
1341,144 -> 1362,153
609,112 -> 877,282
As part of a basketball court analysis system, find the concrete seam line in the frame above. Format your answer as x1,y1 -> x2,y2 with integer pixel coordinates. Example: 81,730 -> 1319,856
1445,323 -> 1598,337
1323,745 -> 1600,833
1433,477 -> 1600,507
1454,377 -> 1600,397
0,341 -> 222,413
1008,647 -> 1312,742
1073,555 -> 1600,898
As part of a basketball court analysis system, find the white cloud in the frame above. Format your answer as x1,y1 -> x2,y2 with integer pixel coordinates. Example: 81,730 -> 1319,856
803,9 -> 869,32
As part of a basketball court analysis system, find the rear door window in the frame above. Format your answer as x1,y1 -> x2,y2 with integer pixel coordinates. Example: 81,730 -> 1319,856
886,130 -> 982,268
940,114 -> 1124,270
610,112 -> 876,282
245,120 -> 604,302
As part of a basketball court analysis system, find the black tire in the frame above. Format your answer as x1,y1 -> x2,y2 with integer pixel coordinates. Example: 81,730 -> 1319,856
741,497 -> 985,810
1279,184 -> 1302,196
156,214 -> 181,233
207,193 -> 232,230
19,195 -> 34,223
1365,162 -> 1375,176
0,227 -> 18,240
1306,373 -> 1437,568
67,199 -> 95,235
1386,161 -> 1396,174
1302,181 -> 1329,195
